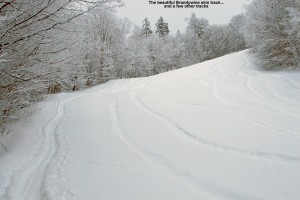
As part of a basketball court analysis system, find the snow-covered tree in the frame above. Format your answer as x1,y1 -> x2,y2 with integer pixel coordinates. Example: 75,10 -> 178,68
186,13 -> 208,39
125,26 -> 152,77
142,18 -> 153,37
227,14 -> 246,52
244,0 -> 299,69
155,16 -> 169,37
0,0 -> 123,131
181,13 -> 246,66
183,14 -> 209,64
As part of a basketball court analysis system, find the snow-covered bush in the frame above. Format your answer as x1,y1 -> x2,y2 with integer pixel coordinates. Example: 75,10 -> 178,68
244,0 -> 300,69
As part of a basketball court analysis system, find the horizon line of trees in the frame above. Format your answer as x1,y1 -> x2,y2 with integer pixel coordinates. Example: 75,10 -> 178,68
127,13 -> 245,77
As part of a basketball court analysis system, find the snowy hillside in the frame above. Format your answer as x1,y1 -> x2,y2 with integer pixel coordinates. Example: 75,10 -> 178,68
1,50 -> 300,200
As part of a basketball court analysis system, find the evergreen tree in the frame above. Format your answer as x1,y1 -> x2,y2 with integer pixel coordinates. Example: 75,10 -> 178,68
155,16 -> 169,37
142,18 -> 153,37
186,13 -> 208,39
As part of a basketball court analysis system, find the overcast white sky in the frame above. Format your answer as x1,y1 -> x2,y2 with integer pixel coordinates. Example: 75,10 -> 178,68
117,0 -> 251,33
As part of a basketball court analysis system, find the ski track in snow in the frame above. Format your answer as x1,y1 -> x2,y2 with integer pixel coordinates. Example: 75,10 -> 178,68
109,99 -> 215,199
148,82 -> 300,138
1,94 -> 84,200
237,55 -> 300,109
132,93 -> 300,163
265,78 -> 300,106
0,81 -> 120,200
111,97 -> 265,200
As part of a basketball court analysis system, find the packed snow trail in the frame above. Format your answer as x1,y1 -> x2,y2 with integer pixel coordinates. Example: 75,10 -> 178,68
1,50 -> 300,200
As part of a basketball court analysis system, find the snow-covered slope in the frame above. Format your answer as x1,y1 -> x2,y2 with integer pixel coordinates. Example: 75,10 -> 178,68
1,50 -> 300,200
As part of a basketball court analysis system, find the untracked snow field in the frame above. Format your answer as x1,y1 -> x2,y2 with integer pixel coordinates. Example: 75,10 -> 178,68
1,50 -> 300,200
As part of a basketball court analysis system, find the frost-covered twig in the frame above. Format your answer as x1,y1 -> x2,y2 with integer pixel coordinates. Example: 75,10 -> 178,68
0,142 -> 7,152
